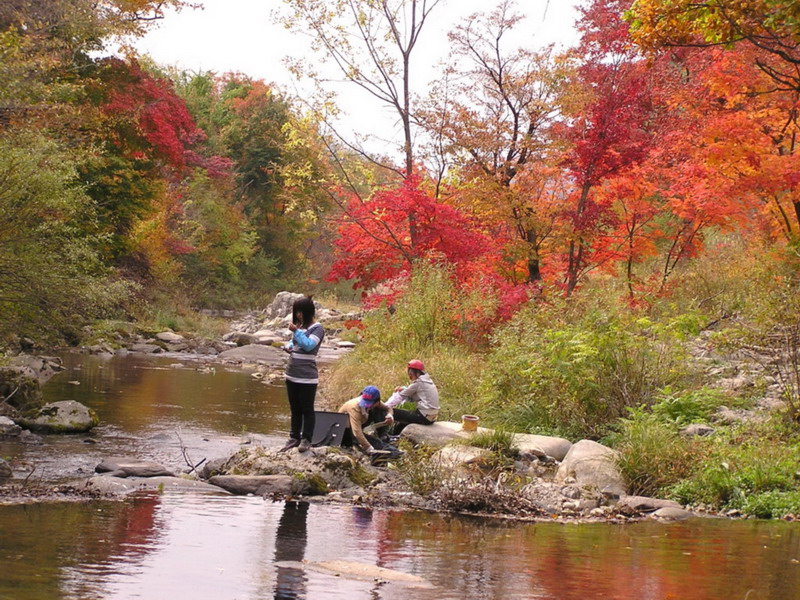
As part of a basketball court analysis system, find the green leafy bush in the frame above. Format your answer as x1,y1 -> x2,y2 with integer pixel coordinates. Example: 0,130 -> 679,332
666,442 -> 800,511
464,429 -> 519,457
650,387 -> 728,425
610,409 -> 704,497
740,490 -> 800,519
481,302 -> 691,438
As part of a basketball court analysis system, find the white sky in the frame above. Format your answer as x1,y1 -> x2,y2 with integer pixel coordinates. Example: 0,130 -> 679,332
135,0 -> 584,158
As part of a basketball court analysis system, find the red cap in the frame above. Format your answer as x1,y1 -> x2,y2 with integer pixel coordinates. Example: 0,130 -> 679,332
407,359 -> 425,372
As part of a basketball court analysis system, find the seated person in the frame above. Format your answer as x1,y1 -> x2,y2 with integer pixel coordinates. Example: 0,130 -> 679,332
386,359 -> 439,435
338,386 -> 394,455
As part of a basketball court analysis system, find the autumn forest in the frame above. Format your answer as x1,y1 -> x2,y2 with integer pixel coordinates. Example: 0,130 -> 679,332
3,0 -> 800,514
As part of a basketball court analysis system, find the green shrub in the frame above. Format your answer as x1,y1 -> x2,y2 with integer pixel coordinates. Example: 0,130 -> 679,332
464,429 -> 519,457
397,442 -> 449,496
481,302 -> 692,439
609,409 -> 704,497
650,387 -> 728,425
665,441 -> 800,511
740,490 -> 800,519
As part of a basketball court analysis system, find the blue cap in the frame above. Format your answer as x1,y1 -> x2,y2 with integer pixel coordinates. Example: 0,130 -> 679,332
361,385 -> 381,402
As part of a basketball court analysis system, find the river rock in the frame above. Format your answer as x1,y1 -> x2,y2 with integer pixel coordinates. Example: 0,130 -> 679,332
680,424 -> 715,437
95,457 -> 174,478
306,560 -> 432,587
0,366 -> 43,412
432,445 -> 491,469
555,440 -> 626,497
263,291 -> 306,321
513,433 -> 572,462
199,457 -> 229,480
130,343 -> 162,354
0,416 -> 21,436
156,331 -> 185,343
209,474 -> 296,495
228,332 -> 258,346
400,421 -> 490,447
617,495 -> 683,513
252,329 -> 279,345
9,355 -> 64,384
78,475 -> 231,495
0,458 -> 11,478
18,400 -> 99,433
651,506 -> 693,521
218,344 -> 282,363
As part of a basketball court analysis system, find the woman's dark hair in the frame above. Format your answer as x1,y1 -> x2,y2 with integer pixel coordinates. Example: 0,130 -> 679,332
292,296 -> 316,328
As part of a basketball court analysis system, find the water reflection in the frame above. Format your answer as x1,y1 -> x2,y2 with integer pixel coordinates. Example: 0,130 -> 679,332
274,502 -> 309,599
1,498 -> 800,600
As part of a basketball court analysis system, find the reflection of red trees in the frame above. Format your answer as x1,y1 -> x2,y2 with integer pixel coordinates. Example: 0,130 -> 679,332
358,510 -> 800,600
76,493 -> 163,565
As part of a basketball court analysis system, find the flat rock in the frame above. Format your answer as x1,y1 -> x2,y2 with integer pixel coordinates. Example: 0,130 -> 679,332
513,433 -> 572,461
617,495 -> 682,513
156,331 -> 185,343
0,416 -> 21,436
651,506 -> 693,521
79,475 -> 231,495
218,344 -> 282,363
680,424 -> 715,437
18,400 -> 99,433
130,343 -> 162,354
432,445 -> 491,469
556,439 -> 626,497
209,474 -> 294,495
336,341 -> 356,349
307,560 -> 432,587
400,421 -> 490,447
95,457 -> 174,478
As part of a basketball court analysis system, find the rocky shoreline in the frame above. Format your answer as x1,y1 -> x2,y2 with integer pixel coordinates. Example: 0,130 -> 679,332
0,420 -> 703,524
1,291 -> 790,523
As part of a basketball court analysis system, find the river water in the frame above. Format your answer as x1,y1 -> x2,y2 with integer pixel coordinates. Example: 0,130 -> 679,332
1,353 -> 800,600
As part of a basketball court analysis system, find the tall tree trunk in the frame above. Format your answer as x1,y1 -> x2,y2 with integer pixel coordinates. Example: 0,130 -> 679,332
566,181 -> 592,295
525,229 -> 542,282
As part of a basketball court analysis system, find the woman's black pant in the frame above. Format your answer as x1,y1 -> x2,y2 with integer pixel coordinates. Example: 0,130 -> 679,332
392,408 -> 433,435
285,380 -> 317,441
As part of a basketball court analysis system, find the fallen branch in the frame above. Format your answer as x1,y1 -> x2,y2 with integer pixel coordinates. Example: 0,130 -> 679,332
175,429 -> 206,474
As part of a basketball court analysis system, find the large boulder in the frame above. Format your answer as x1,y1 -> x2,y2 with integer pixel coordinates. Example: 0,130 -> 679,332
95,457 -> 174,478
18,400 -> 99,433
0,416 -> 22,437
513,433 -> 572,462
263,291 -> 306,321
555,439 -> 626,497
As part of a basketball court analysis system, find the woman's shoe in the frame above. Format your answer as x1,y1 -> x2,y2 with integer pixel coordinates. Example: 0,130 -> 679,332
298,439 -> 312,452
279,438 -> 300,452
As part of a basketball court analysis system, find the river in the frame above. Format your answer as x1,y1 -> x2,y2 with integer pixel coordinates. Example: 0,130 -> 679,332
1,353 -> 799,600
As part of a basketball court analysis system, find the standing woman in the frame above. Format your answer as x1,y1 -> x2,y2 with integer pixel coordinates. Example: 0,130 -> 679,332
281,296 -> 325,452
